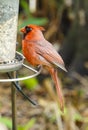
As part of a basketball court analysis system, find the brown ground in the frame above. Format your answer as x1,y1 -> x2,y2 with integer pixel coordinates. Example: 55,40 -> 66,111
0,73 -> 88,130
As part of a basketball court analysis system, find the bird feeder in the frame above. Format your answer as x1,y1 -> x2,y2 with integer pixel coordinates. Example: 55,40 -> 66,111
0,0 -> 19,62
0,0 -> 41,130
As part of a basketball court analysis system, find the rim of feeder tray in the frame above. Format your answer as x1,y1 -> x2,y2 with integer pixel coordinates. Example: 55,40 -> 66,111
0,51 -> 24,73
0,52 -> 42,82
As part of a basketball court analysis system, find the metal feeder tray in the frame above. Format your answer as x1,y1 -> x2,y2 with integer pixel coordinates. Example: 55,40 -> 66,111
0,52 -> 24,73
0,51 -> 42,82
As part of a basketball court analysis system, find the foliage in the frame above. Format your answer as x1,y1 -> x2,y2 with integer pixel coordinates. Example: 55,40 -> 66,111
20,0 -> 30,16
22,77 -> 38,90
0,117 -> 36,130
19,17 -> 48,29
17,118 -> 36,130
0,117 -> 12,129
19,0 -> 48,29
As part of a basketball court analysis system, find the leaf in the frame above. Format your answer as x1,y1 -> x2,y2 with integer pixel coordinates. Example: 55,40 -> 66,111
22,77 -> 38,90
73,113 -> 83,121
0,117 -> 12,129
17,118 -> 36,130
19,17 -> 48,29
20,0 -> 30,16
24,118 -> 36,130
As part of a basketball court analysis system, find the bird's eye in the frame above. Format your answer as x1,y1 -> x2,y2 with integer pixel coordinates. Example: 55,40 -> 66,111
25,26 -> 32,33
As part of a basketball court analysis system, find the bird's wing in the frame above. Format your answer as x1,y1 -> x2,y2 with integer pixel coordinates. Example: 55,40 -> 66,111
34,40 -> 67,72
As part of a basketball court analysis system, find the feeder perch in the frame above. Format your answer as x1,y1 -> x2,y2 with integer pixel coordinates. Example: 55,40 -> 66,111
0,1 -> 41,130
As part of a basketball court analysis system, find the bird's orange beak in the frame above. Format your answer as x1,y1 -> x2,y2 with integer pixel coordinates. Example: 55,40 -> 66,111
20,28 -> 26,33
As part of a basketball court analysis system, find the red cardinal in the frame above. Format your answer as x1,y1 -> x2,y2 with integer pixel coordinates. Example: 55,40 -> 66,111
20,24 -> 67,110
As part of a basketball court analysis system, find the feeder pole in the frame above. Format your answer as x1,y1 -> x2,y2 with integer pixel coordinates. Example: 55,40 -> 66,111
11,71 -> 17,130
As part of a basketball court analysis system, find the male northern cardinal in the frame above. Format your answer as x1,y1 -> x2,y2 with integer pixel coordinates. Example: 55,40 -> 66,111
20,24 -> 67,110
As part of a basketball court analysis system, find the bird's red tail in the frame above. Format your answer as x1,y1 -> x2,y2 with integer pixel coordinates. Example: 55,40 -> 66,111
49,68 -> 64,110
